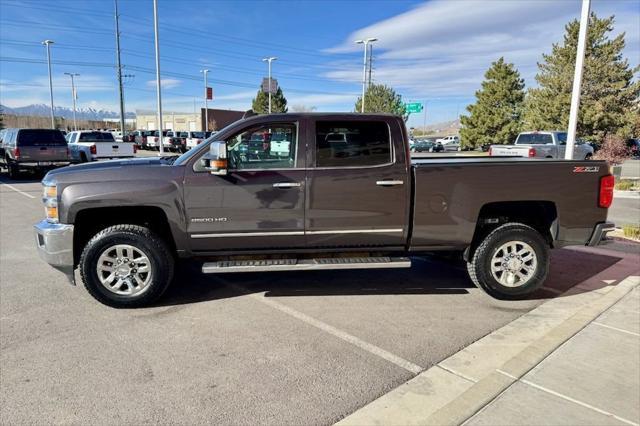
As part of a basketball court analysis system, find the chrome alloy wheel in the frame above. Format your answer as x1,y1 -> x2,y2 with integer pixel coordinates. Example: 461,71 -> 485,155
489,241 -> 537,287
96,244 -> 152,296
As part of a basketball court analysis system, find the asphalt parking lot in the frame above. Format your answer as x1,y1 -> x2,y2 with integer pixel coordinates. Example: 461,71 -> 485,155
0,171 -> 637,425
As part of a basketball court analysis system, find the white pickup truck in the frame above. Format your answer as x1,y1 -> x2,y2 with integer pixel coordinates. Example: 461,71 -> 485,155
67,130 -> 136,162
489,131 -> 594,159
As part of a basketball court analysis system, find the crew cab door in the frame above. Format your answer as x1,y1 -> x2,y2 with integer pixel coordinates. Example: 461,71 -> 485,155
305,118 -> 409,247
183,121 -> 306,251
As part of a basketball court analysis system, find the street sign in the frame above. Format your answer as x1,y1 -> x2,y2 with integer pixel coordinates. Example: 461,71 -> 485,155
206,87 -> 213,100
261,78 -> 278,94
405,102 -> 423,113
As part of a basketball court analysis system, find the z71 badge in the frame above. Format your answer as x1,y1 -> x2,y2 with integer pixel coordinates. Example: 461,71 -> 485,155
573,166 -> 600,173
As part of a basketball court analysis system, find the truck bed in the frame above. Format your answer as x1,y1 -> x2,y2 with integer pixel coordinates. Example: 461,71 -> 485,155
409,158 -> 609,249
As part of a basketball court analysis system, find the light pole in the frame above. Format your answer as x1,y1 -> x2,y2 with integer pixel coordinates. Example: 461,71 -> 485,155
114,0 -> 126,135
565,0 -> 591,160
152,0 -> 164,155
262,57 -> 277,113
64,73 -> 79,130
355,38 -> 377,113
42,40 -> 55,128
200,69 -> 209,132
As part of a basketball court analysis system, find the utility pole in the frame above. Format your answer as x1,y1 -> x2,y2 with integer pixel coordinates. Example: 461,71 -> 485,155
152,0 -> 164,155
200,69 -> 209,131
565,0 -> 591,160
114,0 -> 126,134
64,73 -> 79,130
355,38 -> 377,113
42,40 -> 55,129
367,44 -> 373,87
262,57 -> 277,113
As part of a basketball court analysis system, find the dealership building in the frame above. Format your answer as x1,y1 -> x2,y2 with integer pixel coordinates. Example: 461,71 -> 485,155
135,108 -> 244,131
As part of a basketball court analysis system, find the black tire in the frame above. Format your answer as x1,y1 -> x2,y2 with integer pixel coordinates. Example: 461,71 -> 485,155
585,153 -> 593,160
6,158 -> 19,179
467,223 -> 549,299
80,152 -> 88,163
80,225 -> 174,308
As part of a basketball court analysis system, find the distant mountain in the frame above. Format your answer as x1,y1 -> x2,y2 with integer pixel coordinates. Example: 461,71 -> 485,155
0,104 -> 135,120
412,119 -> 461,136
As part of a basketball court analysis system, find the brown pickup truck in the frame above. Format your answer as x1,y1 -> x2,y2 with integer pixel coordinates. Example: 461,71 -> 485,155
34,113 -> 615,308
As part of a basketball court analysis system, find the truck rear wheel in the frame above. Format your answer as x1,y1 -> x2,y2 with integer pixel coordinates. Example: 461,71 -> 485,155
79,224 -> 174,308
467,223 -> 549,299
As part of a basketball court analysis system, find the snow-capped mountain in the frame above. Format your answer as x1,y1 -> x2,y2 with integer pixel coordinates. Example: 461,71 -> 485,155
0,104 -> 135,120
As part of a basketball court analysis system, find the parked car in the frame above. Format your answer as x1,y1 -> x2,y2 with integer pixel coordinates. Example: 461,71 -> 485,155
130,130 -> 152,149
0,128 -> 69,179
67,130 -> 136,162
185,131 -> 212,150
34,113 -> 614,308
412,138 -> 443,153
436,135 -> 460,151
489,131 -> 594,160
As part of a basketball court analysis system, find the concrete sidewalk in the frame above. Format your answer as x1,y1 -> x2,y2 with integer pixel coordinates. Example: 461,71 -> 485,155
466,284 -> 639,426
338,272 -> 640,426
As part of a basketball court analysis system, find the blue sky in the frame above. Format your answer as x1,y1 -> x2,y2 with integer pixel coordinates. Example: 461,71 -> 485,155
0,0 -> 638,127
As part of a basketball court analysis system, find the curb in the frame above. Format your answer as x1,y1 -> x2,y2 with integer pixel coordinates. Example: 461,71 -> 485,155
614,190 -> 640,199
337,275 -> 640,426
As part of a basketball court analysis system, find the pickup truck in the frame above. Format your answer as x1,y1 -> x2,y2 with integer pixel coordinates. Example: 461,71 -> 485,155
34,113 -> 615,308
67,130 -> 136,162
490,131 -> 594,159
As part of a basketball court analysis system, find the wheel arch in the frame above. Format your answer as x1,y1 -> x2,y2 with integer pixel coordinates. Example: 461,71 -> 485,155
464,200 -> 558,261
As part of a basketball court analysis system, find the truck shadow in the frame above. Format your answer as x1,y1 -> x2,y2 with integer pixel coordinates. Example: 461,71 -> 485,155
156,248 -> 623,307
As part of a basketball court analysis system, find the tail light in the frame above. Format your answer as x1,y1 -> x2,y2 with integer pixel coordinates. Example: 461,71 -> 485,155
598,175 -> 614,208
90,145 -> 97,155
12,147 -> 20,159
528,147 -> 536,157
142,136 -> 147,143
488,147 -> 492,156
196,139 -> 202,145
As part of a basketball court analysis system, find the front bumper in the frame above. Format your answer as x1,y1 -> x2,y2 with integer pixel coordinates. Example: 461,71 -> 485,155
34,220 -> 74,274
587,222 -> 616,246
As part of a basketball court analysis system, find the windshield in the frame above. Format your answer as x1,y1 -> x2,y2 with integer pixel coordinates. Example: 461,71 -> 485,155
191,132 -> 206,138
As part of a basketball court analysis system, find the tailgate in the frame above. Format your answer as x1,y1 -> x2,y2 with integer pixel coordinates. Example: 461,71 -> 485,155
19,145 -> 68,162
490,145 -> 528,157
95,142 -> 134,157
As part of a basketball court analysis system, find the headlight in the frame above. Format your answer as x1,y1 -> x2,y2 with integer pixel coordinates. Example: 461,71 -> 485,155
42,183 -> 59,223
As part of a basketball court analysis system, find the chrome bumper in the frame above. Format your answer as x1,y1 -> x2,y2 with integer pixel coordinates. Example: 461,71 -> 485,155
34,220 -> 74,273
588,222 -> 616,246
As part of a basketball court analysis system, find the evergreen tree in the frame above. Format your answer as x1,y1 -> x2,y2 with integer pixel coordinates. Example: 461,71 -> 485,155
524,14 -> 639,142
355,84 -> 407,120
252,87 -> 288,113
0,108 -> 4,130
459,57 -> 525,148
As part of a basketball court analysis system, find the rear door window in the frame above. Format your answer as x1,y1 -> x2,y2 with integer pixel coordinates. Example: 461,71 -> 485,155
315,121 -> 391,167
16,129 -> 66,146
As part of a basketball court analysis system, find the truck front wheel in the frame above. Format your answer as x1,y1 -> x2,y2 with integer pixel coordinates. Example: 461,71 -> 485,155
467,223 -> 549,299
79,225 -> 174,308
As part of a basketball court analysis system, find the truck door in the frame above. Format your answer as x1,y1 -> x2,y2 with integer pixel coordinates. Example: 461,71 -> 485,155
305,118 -> 409,248
183,120 -> 306,251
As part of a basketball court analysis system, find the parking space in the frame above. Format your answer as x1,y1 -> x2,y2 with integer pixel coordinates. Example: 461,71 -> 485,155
0,175 -> 634,424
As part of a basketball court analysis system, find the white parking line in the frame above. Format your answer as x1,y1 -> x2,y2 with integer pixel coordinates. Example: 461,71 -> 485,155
0,183 -> 36,199
592,321 -> 640,337
226,282 -> 423,374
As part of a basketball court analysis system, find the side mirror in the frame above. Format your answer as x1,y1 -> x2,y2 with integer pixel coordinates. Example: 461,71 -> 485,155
201,141 -> 228,175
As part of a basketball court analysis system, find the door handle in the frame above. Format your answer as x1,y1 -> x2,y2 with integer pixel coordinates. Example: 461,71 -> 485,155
376,180 -> 404,186
273,182 -> 302,188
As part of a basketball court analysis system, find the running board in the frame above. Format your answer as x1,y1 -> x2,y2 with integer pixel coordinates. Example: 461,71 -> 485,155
202,256 -> 411,274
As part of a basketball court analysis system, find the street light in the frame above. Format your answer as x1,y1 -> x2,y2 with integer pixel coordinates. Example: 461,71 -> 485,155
200,69 -> 209,132
64,73 -> 80,130
355,38 -> 377,113
42,40 -> 55,129
152,0 -> 164,155
262,57 -> 277,113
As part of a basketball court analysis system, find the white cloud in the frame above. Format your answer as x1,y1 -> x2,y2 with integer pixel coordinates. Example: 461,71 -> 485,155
146,78 -> 182,89
325,0 -> 639,103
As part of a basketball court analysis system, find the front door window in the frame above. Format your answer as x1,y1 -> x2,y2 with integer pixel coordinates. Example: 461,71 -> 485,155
227,123 -> 297,170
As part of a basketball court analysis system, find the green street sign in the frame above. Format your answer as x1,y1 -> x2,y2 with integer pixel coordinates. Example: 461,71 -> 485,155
405,102 -> 423,113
